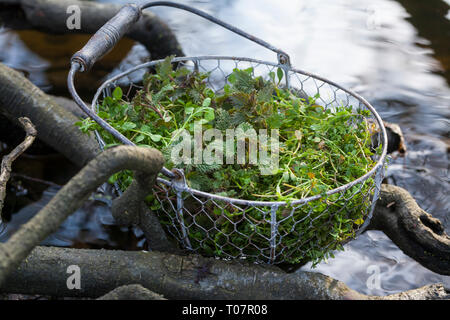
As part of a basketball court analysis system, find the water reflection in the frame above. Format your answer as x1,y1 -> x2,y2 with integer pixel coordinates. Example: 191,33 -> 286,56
302,230 -> 450,296
97,0 -> 449,138
0,186 -> 145,250
394,0 -> 450,84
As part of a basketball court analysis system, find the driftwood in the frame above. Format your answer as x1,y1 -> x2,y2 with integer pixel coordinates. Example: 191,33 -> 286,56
1,246 -> 447,300
111,170 -> 178,253
0,62 -> 176,252
0,117 -> 36,216
0,63 -> 100,167
370,184 -> 450,275
0,14 -> 447,297
97,284 -> 166,300
0,0 -> 184,61
0,145 -> 164,285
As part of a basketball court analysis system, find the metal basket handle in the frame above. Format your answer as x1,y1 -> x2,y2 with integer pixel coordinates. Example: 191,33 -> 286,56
71,4 -> 141,72
71,1 -> 291,72
68,1 -> 292,179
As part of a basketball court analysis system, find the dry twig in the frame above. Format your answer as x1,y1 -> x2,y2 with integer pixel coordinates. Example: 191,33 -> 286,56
0,117 -> 36,216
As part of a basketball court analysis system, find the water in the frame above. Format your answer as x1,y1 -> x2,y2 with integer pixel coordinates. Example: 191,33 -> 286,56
0,0 -> 448,296
0,186 -> 146,250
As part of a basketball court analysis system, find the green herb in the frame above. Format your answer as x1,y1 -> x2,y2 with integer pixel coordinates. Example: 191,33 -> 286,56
77,56 -> 380,265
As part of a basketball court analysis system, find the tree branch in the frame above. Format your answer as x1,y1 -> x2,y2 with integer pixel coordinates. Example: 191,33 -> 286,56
0,63 -> 101,167
97,284 -> 166,300
0,145 -> 164,286
0,117 -> 36,216
111,171 -> 179,253
0,0 -> 184,60
0,62 -> 172,252
1,246 -> 447,300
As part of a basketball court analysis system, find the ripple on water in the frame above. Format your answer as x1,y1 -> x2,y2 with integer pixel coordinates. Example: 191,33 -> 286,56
300,230 -> 450,296
0,186 -> 143,250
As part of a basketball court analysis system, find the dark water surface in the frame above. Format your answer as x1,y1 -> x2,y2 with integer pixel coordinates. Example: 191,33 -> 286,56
0,0 -> 449,295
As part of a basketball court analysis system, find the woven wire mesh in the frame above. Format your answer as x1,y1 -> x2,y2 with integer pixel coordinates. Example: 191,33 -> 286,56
92,56 -> 386,264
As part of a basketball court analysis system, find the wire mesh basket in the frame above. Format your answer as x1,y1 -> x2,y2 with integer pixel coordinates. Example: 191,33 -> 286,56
68,2 -> 388,265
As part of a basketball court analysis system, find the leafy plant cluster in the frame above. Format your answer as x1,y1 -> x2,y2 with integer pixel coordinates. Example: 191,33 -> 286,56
77,57 -> 380,265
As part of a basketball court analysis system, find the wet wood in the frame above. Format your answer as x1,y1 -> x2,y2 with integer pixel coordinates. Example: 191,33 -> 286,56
0,117 -> 36,216
0,146 -> 164,286
370,184 -> 450,275
0,63 -> 101,167
1,246 -> 447,300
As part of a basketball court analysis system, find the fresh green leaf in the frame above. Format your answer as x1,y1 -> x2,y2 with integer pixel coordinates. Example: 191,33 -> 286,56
277,67 -> 284,83
113,87 -> 123,100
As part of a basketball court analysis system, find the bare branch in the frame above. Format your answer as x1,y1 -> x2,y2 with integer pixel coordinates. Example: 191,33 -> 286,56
1,246 -> 448,300
0,117 -> 36,216
111,171 -> 179,253
0,145 -> 164,286
369,184 -> 450,275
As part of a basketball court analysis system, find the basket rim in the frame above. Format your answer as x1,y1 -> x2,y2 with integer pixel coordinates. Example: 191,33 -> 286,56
91,55 -> 388,207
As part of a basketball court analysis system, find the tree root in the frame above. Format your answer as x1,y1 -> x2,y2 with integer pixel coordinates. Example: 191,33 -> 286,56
0,117 -> 36,216
0,145 -> 164,286
1,246 -> 447,300
0,0 -> 184,60
371,184 -> 450,275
